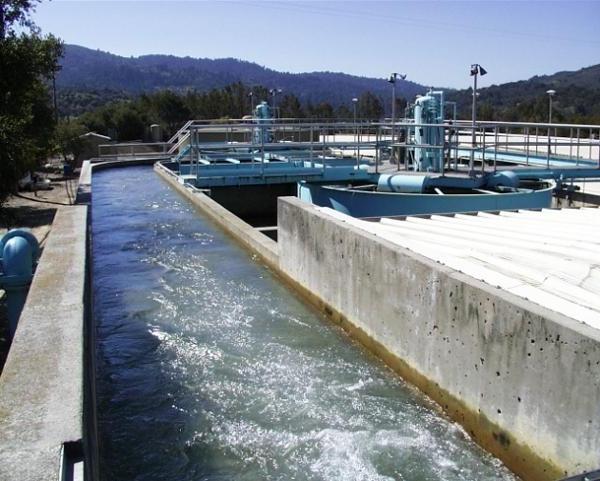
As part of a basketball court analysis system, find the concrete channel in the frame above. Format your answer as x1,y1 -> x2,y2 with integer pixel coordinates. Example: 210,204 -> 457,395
0,158 -> 597,480
154,162 -> 600,481
0,158 -> 161,481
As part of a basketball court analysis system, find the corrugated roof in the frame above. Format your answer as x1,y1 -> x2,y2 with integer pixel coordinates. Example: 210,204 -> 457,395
317,207 -> 600,330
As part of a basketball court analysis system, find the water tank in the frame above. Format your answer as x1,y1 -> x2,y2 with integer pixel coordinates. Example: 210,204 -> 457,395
413,90 -> 444,172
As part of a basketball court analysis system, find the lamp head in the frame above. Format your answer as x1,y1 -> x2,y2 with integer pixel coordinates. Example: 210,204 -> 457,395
470,64 -> 487,76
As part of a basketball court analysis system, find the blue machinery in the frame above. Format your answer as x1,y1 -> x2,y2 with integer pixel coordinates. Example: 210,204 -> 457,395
163,94 -> 600,217
0,229 -> 39,339
412,89 -> 445,172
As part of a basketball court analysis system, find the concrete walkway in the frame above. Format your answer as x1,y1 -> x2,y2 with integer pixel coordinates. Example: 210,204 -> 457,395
318,207 -> 600,331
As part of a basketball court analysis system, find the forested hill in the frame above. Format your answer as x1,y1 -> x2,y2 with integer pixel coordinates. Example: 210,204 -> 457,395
57,45 -> 600,124
446,64 -> 600,124
56,44 -> 425,114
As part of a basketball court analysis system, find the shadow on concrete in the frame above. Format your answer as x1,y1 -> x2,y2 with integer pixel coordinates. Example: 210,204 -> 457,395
0,297 -> 8,375
0,205 -> 57,231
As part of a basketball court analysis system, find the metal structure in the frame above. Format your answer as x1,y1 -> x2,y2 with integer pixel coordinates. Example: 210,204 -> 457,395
163,117 -> 599,183
412,89 -> 445,172
132,93 -> 600,218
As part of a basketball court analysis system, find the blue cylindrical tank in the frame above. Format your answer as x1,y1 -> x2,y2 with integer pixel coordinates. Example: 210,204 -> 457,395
253,101 -> 274,145
377,174 -> 429,193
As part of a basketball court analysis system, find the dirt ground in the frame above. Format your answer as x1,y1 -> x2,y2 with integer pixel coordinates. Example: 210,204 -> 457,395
0,170 -> 79,373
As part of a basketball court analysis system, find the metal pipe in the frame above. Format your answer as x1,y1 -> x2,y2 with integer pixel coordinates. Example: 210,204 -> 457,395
375,128 -> 380,174
494,125 -> 498,172
0,230 -> 39,339
481,127 -> 486,173
525,127 -> 530,166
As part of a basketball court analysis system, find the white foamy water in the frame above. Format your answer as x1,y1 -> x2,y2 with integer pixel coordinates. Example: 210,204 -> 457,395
93,167 -> 518,481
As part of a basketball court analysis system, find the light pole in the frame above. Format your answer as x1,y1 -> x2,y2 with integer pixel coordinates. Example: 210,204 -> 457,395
352,97 -> 358,160
547,89 -> 556,157
269,88 -> 282,118
470,64 -> 487,175
387,73 -> 406,124
388,72 -> 406,165
546,89 -> 556,124
248,90 -> 254,116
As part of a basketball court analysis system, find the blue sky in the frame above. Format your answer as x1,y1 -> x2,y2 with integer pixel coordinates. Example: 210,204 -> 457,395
32,0 -> 599,88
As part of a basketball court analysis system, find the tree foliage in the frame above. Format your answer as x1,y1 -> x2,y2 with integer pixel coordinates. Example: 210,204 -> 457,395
76,83 -> 387,142
0,0 -> 63,206
358,91 -> 384,120
55,119 -> 87,164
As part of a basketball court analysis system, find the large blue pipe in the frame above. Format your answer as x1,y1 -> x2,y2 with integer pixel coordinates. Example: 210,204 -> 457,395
0,229 -> 39,339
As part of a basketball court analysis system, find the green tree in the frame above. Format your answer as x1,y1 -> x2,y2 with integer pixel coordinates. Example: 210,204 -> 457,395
151,90 -> 191,136
307,102 -> 335,119
278,94 -> 304,118
114,103 -> 146,141
336,105 -> 352,120
358,91 -> 383,120
55,119 -> 87,164
0,0 -> 63,207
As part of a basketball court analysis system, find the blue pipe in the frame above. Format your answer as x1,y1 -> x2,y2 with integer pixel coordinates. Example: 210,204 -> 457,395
0,229 -> 39,339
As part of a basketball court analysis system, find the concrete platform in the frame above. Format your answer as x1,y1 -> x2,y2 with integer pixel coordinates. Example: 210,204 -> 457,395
318,207 -> 600,331
279,197 -> 600,479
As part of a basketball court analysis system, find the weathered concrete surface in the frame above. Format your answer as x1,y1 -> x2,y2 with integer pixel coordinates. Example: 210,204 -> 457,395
154,162 -> 279,269
0,206 -> 88,480
277,196 -> 600,481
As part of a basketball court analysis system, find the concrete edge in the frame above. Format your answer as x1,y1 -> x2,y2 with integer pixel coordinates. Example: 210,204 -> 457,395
0,206 -> 88,480
154,162 -> 279,269
276,196 -> 600,481
0,158 -> 160,481
280,197 -> 600,343
147,163 -> 600,480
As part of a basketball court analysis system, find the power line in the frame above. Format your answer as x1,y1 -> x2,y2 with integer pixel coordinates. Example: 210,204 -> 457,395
240,1 -> 600,46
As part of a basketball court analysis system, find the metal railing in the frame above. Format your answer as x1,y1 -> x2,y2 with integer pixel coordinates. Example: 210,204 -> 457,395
97,142 -> 171,160
100,118 -> 600,176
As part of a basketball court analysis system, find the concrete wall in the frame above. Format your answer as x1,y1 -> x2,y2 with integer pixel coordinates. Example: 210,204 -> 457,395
0,158 -> 162,481
277,196 -> 600,481
154,163 -> 279,269
0,206 -> 88,481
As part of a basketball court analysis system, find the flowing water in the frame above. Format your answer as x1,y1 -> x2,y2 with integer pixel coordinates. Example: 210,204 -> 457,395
93,166 -> 517,481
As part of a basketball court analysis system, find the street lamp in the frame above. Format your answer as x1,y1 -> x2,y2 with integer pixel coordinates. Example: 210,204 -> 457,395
352,97 -> 359,159
388,73 -> 406,166
387,72 -> 406,125
248,91 -> 254,116
546,89 -> 556,124
269,88 -> 282,117
470,64 -> 487,175
546,89 -> 556,156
